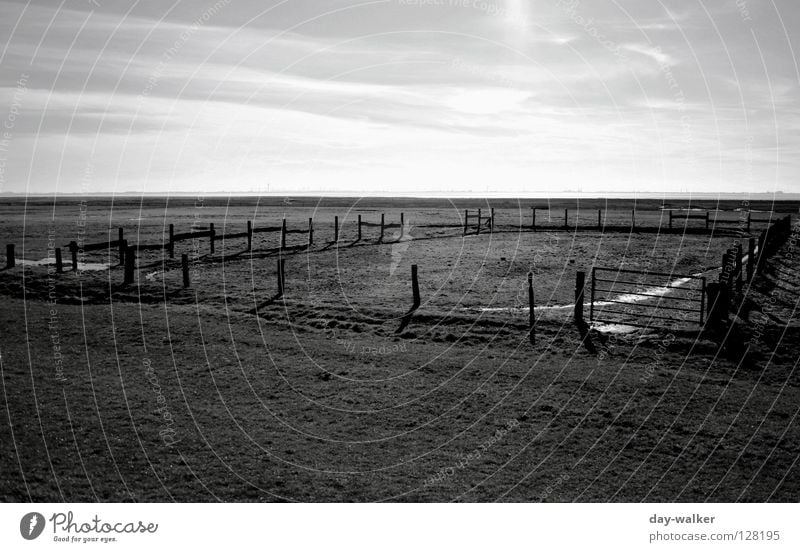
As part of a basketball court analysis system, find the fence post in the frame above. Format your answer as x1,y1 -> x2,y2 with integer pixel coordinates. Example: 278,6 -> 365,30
119,239 -> 127,271
209,223 -> 215,254
598,209 -> 602,231
705,211 -> 710,230
735,243 -> 743,292
247,220 -> 253,251
55,247 -> 63,273
464,210 -> 468,236
669,210 -> 673,230
169,223 -> 175,258
308,217 -> 313,246
590,267 -> 596,321
411,264 -> 420,308
746,237 -> 755,282
400,212 -> 405,237
477,209 -> 482,236
334,216 -> 339,243
532,207 -> 536,231
700,277 -> 706,325
706,282 -> 728,330
181,254 -> 190,288
564,208 -> 568,230
5,244 -> 14,268
574,271 -> 585,322
746,212 -> 751,233
631,209 -> 636,232
528,272 -> 535,345
124,246 -> 135,284
490,208 -> 495,232
69,241 -> 78,271
277,258 -> 285,297
757,230 -> 766,264
357,215 -> 362,241
380,213 -> 385,242
280,219 -> 286,249
720,251 -> 730,289
118,228 -> 124,265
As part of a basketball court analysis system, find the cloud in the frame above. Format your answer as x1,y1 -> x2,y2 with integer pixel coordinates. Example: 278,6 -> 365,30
0,0 -> 798,194
621,43 -> 676,66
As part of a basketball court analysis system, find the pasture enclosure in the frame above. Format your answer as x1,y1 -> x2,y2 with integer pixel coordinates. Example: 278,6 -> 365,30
1,201 -> 792,336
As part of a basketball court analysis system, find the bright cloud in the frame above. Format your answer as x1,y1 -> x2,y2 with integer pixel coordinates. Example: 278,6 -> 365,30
0,0 -> 798,195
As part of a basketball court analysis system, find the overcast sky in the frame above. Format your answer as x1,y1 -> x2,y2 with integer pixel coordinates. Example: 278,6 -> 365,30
0,0 -> 798,195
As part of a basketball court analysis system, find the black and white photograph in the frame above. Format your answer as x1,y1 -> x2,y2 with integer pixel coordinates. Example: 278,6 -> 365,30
0,0 -> 798,548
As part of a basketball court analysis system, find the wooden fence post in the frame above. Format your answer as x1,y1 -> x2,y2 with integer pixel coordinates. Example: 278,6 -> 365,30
119,240 -> 127,270
411,264 -> 420,308
55,247 -> 63,273
69,241 -> 78,271
209,223 -> 215,254
564,208 -> 568,230
598,209 -> 602,231
574,271 -> 585,322
490,208 -> 495,232
669,210 -> 673,230
380,213 -> 385,242
181,254 -> 190,288
746,237 -> 755,282
357,215 -> 362,241
276,258 -> 285,297
477,209 -> 482,236
464,210 -> 468,236
118,233 -> 125,266
118,228 -> 124,265
757,230 -> 766,263
5,244 -> 14,268
735,243 -> 743,292
334,216 -> 339,243
124,246 -> 135,284
280,219 -> 286,249
532,207 -> 536,231
247,220 -> 253,251
720,251 -> 730,287
746,212 -> 751,233
169,223 -> 175,258
308,218 -> 313,246
705,211 -> 710,230
706,282 -> 728,329
400,212 -> 405,237
528,272 -> 535,345
631,209 -> 636,232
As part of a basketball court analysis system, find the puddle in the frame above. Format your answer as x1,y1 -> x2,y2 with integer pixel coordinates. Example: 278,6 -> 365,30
16,258 -> 111,271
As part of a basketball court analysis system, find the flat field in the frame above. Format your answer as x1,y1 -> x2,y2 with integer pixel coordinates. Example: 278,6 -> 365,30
0,197 -> 798,502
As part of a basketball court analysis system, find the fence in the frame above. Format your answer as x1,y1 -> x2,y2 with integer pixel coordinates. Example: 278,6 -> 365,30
588,267 -> 707,328
1,210 -> 795,343
463,209 -> 493,235
5,207 -> 783,272
667,210 -> 775,231
706,214 -> 793,328
3,210 -> 792,318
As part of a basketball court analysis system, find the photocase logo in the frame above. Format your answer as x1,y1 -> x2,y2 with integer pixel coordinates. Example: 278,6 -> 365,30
389,220 -> 415,276
20,512 -> 45,540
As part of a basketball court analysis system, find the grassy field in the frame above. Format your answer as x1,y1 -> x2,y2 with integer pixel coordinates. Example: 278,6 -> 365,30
0,198 -> 798,502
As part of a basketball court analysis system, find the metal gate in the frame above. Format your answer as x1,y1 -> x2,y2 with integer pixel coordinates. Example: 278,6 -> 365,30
589,267 -> 707,328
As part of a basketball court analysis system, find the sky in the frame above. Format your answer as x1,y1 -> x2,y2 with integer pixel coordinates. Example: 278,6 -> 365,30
0,0 -> 798,196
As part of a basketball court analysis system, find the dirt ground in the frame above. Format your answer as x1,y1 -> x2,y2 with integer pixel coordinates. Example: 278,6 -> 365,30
0,199 -> 798,502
